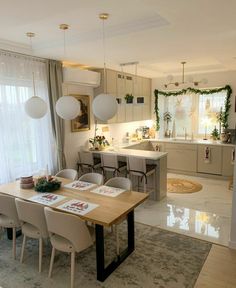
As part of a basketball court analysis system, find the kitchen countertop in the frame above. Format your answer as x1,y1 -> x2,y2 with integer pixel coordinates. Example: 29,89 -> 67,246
142,138 -> 235,147
87,147 -> 167,160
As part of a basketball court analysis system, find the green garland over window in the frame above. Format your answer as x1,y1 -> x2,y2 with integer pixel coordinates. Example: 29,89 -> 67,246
154,85 -> 232,131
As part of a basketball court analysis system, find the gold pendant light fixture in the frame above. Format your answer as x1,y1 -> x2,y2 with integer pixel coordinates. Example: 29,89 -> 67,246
55,23 -> 81,120
92,13 -> 118,122
24,32 -> 48,119
164,61 -> 208,89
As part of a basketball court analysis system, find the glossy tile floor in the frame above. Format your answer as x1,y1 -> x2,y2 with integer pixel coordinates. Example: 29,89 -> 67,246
135,173 -> 233,246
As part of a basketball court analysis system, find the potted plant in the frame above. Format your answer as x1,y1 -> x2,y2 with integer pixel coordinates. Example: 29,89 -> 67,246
124,93 -> 134,104
211,126 -> 219,141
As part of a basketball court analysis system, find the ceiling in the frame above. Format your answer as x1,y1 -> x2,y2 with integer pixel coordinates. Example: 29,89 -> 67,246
1,0 -> 236,77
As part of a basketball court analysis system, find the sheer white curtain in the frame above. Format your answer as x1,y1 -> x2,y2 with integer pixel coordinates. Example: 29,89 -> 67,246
0,51 -> 56,184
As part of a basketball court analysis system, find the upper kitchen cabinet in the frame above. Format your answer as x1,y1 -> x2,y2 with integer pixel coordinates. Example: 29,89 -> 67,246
93,68 -> 152,123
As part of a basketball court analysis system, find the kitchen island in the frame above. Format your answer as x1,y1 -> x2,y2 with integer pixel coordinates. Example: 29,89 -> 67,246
87,147 -> 168,201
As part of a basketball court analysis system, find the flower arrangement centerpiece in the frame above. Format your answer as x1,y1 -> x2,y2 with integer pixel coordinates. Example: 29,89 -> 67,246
89,135 -> 109,151
34,176 -> 61,193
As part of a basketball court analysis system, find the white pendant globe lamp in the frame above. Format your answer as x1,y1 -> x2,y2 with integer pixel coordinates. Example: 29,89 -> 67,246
24,32 -> 47,119
55,24 -> 81,120
92,13 -> 117,122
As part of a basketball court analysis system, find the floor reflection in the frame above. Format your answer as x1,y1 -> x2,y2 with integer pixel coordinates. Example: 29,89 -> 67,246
167,204 -> 220,239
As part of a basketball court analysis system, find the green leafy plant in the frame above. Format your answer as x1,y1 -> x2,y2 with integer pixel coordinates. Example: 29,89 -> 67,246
211,126 -> 220,140
124,93 -> 134,103
34,177 -> 61,192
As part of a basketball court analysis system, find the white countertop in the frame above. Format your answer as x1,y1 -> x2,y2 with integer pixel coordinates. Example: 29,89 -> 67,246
88,147 -> 167,160
147,138 -> 235,147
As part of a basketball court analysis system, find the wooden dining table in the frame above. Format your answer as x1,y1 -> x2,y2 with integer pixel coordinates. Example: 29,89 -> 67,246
0,177 -> 148,282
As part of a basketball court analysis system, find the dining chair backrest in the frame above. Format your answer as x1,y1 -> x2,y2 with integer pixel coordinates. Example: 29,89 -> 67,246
55,169 -> 78,181
78,151 -> 94,166
0,194 -> 20,226
79,173 -> 103,185
105,177 -> 132,191
44,207 -> 93,253
15,198 -> 48,238
101,154 -> 118,169
127,156 -> 146,173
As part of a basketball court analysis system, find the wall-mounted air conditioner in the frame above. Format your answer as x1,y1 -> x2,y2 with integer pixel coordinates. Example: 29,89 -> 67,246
63,67 -> 101,87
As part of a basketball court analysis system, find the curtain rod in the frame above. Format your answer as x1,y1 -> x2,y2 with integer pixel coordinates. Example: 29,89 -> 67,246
0,48 -> 57,63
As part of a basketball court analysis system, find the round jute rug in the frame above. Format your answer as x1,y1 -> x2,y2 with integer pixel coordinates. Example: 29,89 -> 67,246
167,178 -> 203,194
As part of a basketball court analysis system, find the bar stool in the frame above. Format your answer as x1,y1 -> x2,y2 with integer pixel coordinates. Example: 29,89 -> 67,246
78,151 -> 101,175
127,156 -> 156,194
101,153 -> 127,180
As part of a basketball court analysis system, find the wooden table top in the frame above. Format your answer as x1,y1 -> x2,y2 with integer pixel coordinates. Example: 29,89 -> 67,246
0,178 -> 148,227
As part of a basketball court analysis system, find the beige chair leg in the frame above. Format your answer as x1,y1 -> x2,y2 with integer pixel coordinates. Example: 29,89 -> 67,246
12,227 -> 16,259
39,238 -> 43,273
20,234 -> 26,263
48,247 -> 56,278
71,251 -> 75,288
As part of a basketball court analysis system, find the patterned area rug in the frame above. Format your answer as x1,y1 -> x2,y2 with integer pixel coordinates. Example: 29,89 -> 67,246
168,178 -> 203,194
0,223 -> 211,288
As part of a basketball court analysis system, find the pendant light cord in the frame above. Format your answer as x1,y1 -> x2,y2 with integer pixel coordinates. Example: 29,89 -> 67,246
102,19 -> 107,94
28,34 -> 36,96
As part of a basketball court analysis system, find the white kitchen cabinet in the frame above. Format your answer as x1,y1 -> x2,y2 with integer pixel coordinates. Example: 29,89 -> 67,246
133,104 -> 143,121
93,68 -> 151,123
125,104 -> 133,122
197,145 -> 222,175
222,146 -> 235,176
165,143 -> 197,172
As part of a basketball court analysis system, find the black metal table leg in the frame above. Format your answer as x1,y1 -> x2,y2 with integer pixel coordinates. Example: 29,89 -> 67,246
95,210 -> 135,282
6,228 -> 22,240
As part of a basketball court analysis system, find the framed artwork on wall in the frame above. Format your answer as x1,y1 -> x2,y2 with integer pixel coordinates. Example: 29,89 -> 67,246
71,94 -> 90,132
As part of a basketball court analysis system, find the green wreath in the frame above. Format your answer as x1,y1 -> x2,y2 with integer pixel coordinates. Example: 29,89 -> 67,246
154,85 -> 232,131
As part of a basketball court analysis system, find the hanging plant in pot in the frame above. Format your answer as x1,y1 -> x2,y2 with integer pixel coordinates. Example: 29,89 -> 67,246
124,93 -> 134,104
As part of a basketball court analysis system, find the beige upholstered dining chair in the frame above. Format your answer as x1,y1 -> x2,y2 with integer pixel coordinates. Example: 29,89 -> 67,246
127,156 -> 156,193
0,194 -> 21,259
44,207 -> 94,288
79,172 -> 103,185
55,169 -> 78,180
104,177 -> 132,255
15,198 -> 49,272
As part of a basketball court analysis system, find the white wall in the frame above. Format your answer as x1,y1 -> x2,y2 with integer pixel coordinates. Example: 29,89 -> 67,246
97,120 -> 154,145
62,83 -> 95,169
152,70 -> 236,130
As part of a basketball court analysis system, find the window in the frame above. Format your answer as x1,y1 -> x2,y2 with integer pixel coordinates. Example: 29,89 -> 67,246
0,51 -> 56,184
161,90 -> 227,138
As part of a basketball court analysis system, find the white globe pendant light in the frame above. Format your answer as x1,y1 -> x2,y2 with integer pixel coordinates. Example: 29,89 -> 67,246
92,93 -> 117,121
24,32 -> 47,119
55,24 -> 81,120
25,96 -> 47,119
55,96 -> 81,120
92,13 -> 117,122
